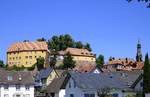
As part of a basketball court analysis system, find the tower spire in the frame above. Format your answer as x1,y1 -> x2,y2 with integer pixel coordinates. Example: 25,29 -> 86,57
136,40 -> 142,62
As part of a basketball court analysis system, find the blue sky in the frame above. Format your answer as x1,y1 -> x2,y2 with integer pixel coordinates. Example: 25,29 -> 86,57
0,0 -> 150,63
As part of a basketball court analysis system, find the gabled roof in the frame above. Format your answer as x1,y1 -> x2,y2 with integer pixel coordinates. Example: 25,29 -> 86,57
103,70 -> 143,88
7,41 -> 48,52
46,75 -> 70,93
69,72 -> 129,90
35,67 -> 53,81
59,47 -> 95,57
0,69 -> 34,85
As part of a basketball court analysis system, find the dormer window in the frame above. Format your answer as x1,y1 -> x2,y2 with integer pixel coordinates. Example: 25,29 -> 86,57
81,52 -> 84,54
7,75 -> 13,81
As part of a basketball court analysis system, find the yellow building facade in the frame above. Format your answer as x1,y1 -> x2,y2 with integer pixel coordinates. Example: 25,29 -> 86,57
57,47 -> 96,66
7,42 -> 49,67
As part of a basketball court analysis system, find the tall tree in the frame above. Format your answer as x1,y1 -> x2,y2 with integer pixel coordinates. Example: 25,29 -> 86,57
143,53 -> 150,93
49,50 -> 57,68
75,41 -> 83,49
0,60 -> 4,68
96,54 -> 104,67
63,52 -> 75,69
84,43 -> 92,51
36,57 -> 45,71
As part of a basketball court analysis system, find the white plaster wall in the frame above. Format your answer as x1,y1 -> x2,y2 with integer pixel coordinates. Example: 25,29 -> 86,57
0,85 -> 34,97
59,89 -> 65,97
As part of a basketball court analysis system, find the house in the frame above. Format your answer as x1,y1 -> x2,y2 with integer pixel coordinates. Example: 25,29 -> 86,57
105,58 -> 144,71
54,47 -> 96,66
46,71 -> 141,97
0,69 -> 34,97
7,41 -> 49,68
35,67 -> 65,88
74,64 -> 102,74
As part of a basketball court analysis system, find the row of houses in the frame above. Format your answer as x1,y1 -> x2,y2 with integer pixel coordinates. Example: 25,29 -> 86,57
7,41 -> 96,68
0,67 -> 143,97
7,41 -> 144,72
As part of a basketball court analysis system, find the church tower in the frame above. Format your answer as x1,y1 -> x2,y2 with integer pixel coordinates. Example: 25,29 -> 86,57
136,40 -> 142,62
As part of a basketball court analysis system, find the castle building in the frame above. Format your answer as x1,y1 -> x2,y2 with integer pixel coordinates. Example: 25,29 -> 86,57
7,41 -> 49,68
55,47 -> 96,66
136,40 -> 142,62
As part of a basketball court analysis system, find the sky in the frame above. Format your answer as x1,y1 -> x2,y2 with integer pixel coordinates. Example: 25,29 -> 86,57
0,0 -> 150,63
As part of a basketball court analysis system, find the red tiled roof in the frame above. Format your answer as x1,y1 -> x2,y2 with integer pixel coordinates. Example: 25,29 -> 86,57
74,64 -> 96,73
7,42 -> 48,52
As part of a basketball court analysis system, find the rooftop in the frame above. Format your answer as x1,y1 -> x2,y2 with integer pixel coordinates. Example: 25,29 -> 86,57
0,69 -> 34,85
7,41 -> 48,53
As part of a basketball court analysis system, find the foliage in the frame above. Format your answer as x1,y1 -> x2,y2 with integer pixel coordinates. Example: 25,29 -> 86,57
127,0 -> 150,8
63,52 -> 75,69
75,41 -> 83,48
27,64 -> 35,71
36,57 -> 45,71
84,43 -> 92,51
96,54 -> 105,67
49,55 -> 57,68
36,37 -> 46,42
97,87 -> 111,97
143,53 -> 150,93
0,60 -> 4,68
48,34 -> 92,51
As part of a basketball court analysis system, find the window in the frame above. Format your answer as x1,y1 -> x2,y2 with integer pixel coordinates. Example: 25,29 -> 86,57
4,94 -> 9,97
19,57 -> 21,59
140,82 -> 143,87
16,85 -> 20,91
25,86 -> 30,91
84,94 -> 95,97
74,81 -> 76,88
35,56 -> 37,58
9,57 -> 11,60
4,85 -> 9,90
69,81 -> 71,88
26,62 -> 28,64
70,94 -> 74,97
29,56 -> 32,59
7,75 -> 13,81
25,56 -> 28,59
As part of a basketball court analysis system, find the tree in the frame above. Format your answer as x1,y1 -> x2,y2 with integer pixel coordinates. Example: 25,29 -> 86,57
97,87 -> 111,97
36,57 -> 45,71
75,41 -> 83,48
0,60 -> 4,68
143,53 -> 150,94
84,43 -> 92,51
48,34 -> 92,52
49,50 -> 57,68
127,0 -> 150,8
63,52 -> 75,69
96,55 -> 104,67
37,37 -> 46,42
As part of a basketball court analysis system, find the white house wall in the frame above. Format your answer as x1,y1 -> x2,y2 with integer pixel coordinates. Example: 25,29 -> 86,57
0,85 -> 34,97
